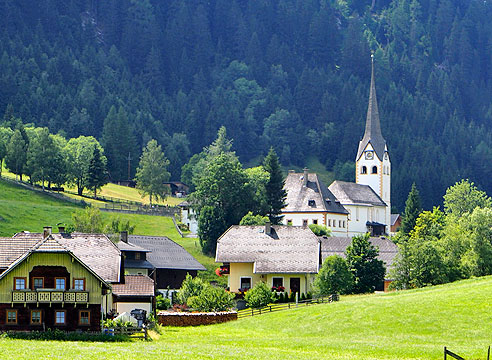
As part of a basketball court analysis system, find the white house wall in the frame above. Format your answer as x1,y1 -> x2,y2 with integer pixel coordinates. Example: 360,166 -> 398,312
181,208 -> 198,234
282,212 -> 349,237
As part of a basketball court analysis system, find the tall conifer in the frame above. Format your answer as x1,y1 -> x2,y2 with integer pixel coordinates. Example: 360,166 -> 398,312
400,183 -> 423,235
263,147 -> 287,225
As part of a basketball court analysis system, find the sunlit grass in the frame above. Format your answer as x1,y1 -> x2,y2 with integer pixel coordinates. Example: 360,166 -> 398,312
2,276 -> 492,359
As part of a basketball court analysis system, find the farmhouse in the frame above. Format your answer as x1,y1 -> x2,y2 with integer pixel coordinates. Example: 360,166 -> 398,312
122,234 -> 206,291
0,228 -> 120,331
215,224 -> 320,294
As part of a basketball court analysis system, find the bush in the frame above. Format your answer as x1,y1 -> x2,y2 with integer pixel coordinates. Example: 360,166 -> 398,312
187,285 -> 235,312
244,282 -> 275,308
313,255 -> 353,296
178,274 -> 206,305
156,294 -> 171,310
308,224 -> 331,236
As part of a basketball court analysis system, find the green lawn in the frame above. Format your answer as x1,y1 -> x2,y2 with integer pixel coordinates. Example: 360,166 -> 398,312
0,178 -> 82,236
0,178 -> 220,282
2,276 -> 492,359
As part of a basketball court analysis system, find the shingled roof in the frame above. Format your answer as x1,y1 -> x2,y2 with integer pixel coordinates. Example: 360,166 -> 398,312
216,225 -> 320,274
283,172 -> 349,214
127,235 -> 206,271
320,236 -> 398,270
112,275 -> 154,297
328,180 -> 386,207
10,232 -> 121,283
356,56 -> 387,161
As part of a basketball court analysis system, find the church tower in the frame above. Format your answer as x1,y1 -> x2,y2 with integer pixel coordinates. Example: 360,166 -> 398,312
355,55 -> 391,231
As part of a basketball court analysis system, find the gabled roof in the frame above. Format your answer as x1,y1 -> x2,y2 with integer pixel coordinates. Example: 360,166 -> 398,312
0,235 -> 39,269
0,235 -> 111,288
320,236 -> 398,270
283,172 -> 349,214
216,225 -> 320,274
357,56 -> 387,161
328,181 -> 386,207
112,275 -> 154,297
117,241 -> 150,253
11,232 -> 121,283
127,235 -> 206,271
391,214 -> 401,226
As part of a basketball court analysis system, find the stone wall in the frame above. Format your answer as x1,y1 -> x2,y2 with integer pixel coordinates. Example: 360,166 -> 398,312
157,311 -> 237,326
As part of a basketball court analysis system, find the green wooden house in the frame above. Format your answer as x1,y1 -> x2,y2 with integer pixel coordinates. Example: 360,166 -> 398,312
0,228 -> 121,331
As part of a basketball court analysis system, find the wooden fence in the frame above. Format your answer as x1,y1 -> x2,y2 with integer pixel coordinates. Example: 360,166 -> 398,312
444,346 -> 490,360
237,295 -> 338,319
104,326 -> 148,340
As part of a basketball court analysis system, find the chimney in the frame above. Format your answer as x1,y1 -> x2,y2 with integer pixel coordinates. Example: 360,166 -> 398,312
303,168 -> 309,186
265,222 -> 271,235
120,231 -> 128,243
43,226 -> 52,238
58,225 -> 65,233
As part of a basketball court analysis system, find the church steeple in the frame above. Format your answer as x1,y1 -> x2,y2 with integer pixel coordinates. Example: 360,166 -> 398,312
356,54 -> 386,161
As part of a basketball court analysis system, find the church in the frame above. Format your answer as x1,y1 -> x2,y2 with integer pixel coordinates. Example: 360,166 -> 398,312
282,56 -> 391,236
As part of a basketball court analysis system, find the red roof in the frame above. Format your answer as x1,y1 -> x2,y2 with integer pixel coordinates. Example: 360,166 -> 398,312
112,275 -> 155,297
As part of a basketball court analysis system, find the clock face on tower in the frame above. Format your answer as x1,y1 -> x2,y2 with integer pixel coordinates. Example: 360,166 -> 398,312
365,151 -> 374,160
384,152 -> 388,160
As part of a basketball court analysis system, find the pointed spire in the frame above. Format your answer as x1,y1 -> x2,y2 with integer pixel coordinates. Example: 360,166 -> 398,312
357,54 -> 386,161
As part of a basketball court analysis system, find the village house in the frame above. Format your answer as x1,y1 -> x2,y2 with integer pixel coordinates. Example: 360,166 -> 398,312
281,169 -> 350,236
120,234 -> 206,292
178,200 -> 198,234
0,227 -> 120,331
215,224 -> 320,295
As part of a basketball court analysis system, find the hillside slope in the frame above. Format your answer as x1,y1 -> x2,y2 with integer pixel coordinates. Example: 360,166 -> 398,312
1,1 -> 492,209
2,276 -> 492,359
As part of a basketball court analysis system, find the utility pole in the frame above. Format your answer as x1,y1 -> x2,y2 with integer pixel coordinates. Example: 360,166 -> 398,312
127,152 -> 132,181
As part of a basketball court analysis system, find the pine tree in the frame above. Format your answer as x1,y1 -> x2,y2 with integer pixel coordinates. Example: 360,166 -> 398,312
263,147 -> 287,224
87,146 -> 108,198
400,183 -> 423,235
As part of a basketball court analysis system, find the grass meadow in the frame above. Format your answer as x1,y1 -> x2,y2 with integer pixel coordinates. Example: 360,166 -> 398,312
1,276 -> 492,359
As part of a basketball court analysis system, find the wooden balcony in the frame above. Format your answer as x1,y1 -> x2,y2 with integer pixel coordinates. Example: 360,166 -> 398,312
11,290 -> 89,304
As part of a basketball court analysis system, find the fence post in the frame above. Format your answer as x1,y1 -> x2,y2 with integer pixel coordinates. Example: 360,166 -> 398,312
270,306 -> 272,312
296,292 -> 298,307
251,308 -> 254,316
488,345 -> 490,360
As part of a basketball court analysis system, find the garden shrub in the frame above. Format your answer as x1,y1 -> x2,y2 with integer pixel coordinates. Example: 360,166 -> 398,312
156,294 -> 171,310
178,274 -> 206,305
244,282 -> 275,308
313,255 -> 353,296
187,285 -> 234,312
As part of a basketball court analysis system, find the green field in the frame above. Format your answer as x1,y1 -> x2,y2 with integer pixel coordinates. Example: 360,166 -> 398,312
1,276 -> 492,359
0,178 -> 219,282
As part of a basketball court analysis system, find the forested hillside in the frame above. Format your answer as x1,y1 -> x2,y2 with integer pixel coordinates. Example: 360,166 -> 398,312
1,0 -> 492,210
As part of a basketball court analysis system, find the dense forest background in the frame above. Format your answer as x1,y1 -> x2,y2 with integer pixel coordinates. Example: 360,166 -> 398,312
1,0 -> 492,211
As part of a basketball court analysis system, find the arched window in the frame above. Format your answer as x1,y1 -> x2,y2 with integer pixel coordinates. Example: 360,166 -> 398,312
361,166 -> 367,174
372,166 -> 377,174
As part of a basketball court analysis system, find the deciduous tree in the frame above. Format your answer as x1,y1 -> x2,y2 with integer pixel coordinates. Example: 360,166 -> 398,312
345,234 -> 385,293
135,139 -> 170,206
